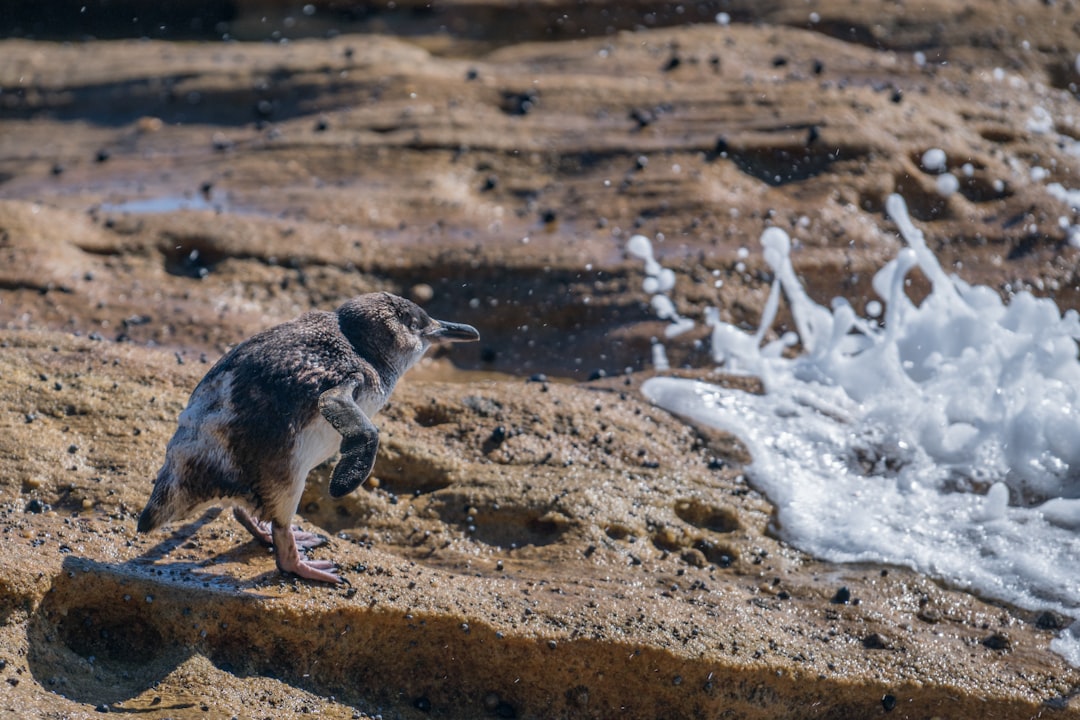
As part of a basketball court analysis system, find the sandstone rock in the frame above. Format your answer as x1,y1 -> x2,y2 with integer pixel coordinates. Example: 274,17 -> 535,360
2,1 -> 1080,717
0,332 -> 1077,719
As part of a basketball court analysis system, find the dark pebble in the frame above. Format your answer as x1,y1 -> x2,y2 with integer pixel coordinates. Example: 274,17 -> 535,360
314,117 -> 329,132
527,373 -> 548,383
481,174 -> 498,192
771,55 -> 788,67
95,704 -> 110,713
67,444 -> 78,454
890,88 -> 904,104
881,694 -> 896,712
830,586 -> 851,604
630,107 -> 655,128
1036,610 -> 1070,630
500,90 -> 538,116
25,498 -> 49,514
982,632 -> 1011,651
707,457 -> 726,470
465,68 -> 479,81
862,633 -> 890,650
94,149 -> 110,163
414,697 -> 431,712
540,208 -> 557,224
51,163 -> 65,176
662,55 -> 681,72
587,369 -> 607,381
489,426 -> 507,445
812,59 -> 825,75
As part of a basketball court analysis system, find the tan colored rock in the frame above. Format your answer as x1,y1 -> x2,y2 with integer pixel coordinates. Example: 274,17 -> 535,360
0,332 -> 1078,719
2,1 -> 1080,716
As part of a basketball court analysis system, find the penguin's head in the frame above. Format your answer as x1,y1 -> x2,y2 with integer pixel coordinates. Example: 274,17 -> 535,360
337,292 -> 479,372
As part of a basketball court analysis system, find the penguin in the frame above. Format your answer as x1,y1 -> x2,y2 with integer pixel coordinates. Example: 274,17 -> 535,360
137,292 -> 479,583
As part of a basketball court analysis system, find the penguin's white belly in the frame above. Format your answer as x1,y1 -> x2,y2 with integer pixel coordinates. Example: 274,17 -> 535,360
292,416 -> 343,479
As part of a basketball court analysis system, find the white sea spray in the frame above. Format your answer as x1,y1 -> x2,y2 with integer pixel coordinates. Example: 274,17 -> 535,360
633,195 -> 1080,664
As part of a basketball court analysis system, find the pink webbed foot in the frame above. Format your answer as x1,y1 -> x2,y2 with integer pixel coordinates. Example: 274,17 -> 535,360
233,507 -> 326,550
270,519 -> 341,584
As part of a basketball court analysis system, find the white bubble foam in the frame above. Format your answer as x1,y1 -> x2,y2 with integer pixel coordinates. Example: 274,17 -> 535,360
936,173 -> 959,196
638,194 -> 1080,665
921,148 -> 947,173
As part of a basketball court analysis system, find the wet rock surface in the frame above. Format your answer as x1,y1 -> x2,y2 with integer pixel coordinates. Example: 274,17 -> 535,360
2,1 -> 1080,718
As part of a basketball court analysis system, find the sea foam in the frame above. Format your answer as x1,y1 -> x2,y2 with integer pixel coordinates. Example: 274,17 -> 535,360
636,194 -> 1080,663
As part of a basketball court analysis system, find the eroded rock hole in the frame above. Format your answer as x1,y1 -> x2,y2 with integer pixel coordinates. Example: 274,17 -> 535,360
674,499 -> 740,533
59,605 -> 162,665
162,237 -> 230,279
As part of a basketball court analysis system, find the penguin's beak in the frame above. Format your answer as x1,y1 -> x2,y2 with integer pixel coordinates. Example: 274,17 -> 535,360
426,319 -> 480,343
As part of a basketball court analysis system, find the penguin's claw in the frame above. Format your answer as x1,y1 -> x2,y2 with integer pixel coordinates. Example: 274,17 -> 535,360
283,558 -> 342,584
234,507 -> 326,550
271,518 -> 341,583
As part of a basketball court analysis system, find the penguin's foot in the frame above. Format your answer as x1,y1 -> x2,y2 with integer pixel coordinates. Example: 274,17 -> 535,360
271,518 -> 341,584
233,507 -> 326,550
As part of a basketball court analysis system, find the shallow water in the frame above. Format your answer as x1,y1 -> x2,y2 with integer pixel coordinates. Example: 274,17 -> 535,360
634,195 -> 1080,664
99,193 -> 221,214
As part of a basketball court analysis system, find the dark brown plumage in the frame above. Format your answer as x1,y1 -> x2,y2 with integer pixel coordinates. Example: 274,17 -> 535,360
138,292 -> 479,582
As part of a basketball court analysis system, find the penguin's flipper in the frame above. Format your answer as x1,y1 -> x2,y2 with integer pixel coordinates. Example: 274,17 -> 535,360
319,379 -> 380,498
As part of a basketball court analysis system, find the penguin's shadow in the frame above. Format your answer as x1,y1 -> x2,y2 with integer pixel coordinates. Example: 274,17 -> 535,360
24,510 -> 300,709
131,507 -> 301,587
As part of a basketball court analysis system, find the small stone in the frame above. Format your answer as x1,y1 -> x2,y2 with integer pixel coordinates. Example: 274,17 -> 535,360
25,498 -> 49,514
862,633 -> 892,650
1035,610 -> 1069,630
881,694 -> 897,712
830,586 -> 851,604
